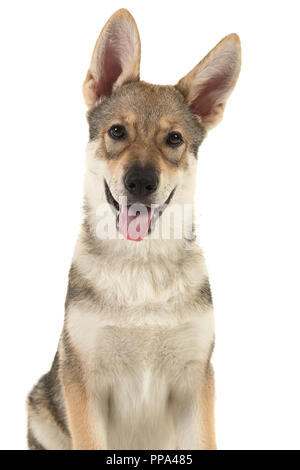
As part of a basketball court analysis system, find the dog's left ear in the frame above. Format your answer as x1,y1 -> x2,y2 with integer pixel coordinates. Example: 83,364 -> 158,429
83,9 -> 141,108
175,34 -> 241,130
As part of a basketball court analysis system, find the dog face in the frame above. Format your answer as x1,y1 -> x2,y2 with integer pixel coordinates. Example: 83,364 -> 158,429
83,9 -> 241,242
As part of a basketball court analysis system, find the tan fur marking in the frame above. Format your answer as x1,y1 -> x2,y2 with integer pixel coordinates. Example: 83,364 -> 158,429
199,365 -> 217,450
61,337 -> 104,450
62,374 -> 104,450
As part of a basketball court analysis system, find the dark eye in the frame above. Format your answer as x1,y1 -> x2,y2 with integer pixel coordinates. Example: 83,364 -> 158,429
108,124 -> 126,140
166,131 -> 183,147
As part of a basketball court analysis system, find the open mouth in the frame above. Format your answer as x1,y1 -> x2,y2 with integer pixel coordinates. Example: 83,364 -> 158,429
104,180 -> 175,242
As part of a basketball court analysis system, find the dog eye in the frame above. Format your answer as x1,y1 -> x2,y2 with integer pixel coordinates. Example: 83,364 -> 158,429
166,132 -> 183,147
108,124 -> 127,140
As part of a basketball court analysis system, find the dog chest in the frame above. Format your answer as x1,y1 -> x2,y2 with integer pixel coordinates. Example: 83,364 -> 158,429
65,303 -> 214,449
67,307 -> 214,387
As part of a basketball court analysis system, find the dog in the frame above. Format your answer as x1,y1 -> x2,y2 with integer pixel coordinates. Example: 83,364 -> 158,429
27,8 -> 241,450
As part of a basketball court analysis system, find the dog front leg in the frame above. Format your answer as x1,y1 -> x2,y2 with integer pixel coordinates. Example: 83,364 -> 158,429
61,371 -> 108,450
172,365 -> 217,450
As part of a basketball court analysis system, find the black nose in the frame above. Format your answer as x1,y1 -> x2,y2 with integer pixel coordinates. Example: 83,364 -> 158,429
124,166 -> 158,198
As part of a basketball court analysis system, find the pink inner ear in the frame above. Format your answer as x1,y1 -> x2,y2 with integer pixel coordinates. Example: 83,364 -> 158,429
191,74 -> 229,118
94,36 -> 123,98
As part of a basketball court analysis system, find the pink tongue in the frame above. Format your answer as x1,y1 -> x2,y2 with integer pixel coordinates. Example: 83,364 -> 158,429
119,205 -> 152,241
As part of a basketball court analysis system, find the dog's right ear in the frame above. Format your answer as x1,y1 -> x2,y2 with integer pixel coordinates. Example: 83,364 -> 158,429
83,9 -> 141,108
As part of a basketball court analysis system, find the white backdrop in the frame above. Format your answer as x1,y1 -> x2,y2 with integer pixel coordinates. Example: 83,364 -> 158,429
0,0 -> 299,450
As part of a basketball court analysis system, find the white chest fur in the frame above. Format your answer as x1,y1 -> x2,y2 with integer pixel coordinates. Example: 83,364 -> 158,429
66,237 -> 214,449
67,307 -> 214,376
66,307 -> 214,449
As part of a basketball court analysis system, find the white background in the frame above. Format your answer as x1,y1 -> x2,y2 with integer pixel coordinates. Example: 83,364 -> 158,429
0,0 -> 299,450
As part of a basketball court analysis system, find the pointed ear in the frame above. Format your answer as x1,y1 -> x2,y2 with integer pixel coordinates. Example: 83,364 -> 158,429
175,34 -> 241,130
83,9 -> 141,108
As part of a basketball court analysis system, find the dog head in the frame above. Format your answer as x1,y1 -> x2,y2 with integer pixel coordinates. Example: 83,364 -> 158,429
83,9 -> 241,242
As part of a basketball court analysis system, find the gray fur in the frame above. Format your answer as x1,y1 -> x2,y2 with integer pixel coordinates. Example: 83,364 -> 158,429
87,81 -> 205,158
65,263 -> 101,310
27,352 -> 70,438
199,278 -> 213,306
27,429 -> 46,451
